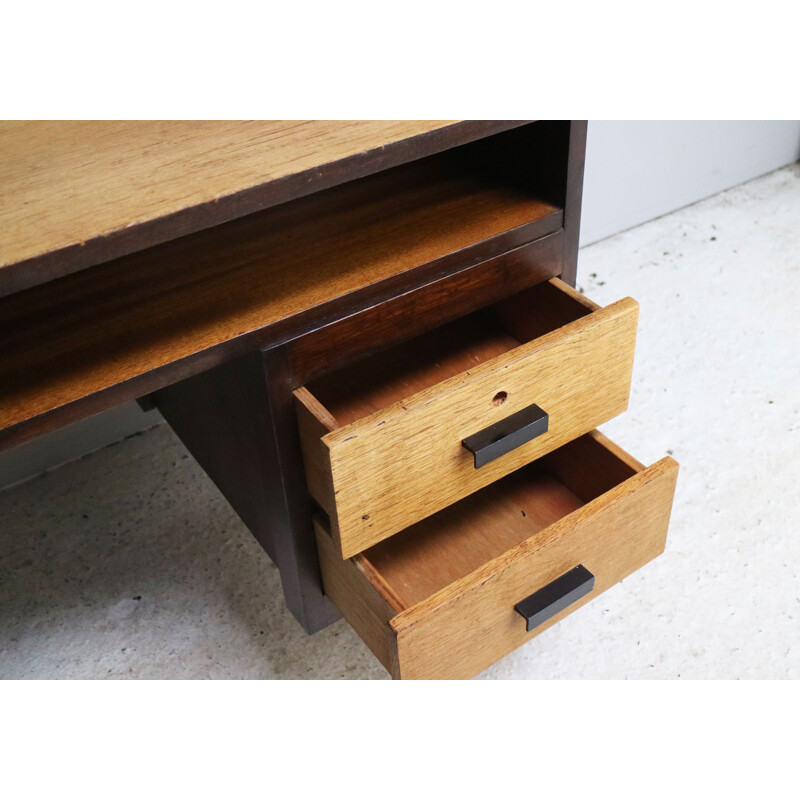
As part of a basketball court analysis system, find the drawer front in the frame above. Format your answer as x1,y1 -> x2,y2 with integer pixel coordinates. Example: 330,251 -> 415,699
298,283 -> 639,559
315,437 -> 678,680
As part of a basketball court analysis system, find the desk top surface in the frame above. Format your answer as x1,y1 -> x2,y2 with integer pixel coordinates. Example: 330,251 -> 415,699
0,120 -> 476,294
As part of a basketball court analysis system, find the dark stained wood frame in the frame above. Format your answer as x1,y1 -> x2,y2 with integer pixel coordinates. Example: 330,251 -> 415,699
4,120 -> 588,635
155,231 -> 565,632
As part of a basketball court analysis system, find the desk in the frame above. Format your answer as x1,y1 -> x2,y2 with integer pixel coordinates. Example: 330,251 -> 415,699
0,121 -> 677,678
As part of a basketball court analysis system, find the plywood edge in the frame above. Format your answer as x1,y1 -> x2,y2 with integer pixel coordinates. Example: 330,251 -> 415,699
547,276 -> 601,311
322,295 -> 641,448
389,454 -> 679,636
294,386 -> 339,432
314,519 -> 401,678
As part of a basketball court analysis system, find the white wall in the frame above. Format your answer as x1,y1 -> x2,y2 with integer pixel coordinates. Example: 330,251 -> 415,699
2,121 -> 799,489
580,121 -> 800,245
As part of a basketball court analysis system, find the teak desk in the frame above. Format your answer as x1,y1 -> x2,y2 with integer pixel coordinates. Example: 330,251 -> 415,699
0,121 -> 678,679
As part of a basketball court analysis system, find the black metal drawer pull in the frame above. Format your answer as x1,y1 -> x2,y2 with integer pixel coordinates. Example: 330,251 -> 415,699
514,565 -> 595,632
462,403 -> 548,468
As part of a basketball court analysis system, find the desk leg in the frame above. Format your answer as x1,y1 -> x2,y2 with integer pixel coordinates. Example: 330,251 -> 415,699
155,348 -> 339,635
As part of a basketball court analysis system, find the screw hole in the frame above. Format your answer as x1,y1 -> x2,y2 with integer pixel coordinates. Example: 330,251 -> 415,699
492,391 -> 507,406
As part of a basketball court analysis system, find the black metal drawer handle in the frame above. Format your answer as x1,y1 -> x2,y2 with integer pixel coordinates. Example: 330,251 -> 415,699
514,565 -> 595,632
462,403 -> 548,468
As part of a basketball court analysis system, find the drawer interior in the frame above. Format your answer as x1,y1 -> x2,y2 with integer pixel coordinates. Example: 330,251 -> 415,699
315,428 -> 677,677
305,279 -> 597,429
346,431 -> 641,610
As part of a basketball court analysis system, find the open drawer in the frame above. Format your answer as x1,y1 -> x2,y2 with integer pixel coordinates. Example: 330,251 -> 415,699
315,431 -> 679,680
296,278 -> 639,558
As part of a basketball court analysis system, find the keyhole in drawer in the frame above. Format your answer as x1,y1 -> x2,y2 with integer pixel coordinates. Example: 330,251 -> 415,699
492,391 -> 507,406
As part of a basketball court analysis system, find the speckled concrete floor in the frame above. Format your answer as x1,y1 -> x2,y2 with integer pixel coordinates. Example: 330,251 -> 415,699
2,165 -> 798,679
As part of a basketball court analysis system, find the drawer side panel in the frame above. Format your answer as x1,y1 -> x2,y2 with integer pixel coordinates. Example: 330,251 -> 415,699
315,522 -> 401,678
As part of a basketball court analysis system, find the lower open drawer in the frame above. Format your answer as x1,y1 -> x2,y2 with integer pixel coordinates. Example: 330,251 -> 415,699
315,430 -> 678,679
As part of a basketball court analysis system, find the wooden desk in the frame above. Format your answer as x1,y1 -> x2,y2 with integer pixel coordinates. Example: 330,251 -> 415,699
0,121 -> 677,677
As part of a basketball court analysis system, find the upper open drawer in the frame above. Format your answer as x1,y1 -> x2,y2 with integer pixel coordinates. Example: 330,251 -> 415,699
295,278 -> 639,559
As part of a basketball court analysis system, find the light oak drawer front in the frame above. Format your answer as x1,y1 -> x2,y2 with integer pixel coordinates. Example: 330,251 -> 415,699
315,431 -> 678,680
296,278 -> 639,559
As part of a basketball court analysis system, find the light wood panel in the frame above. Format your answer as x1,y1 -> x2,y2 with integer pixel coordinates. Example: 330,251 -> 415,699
0,121 -> 535,294
314,431 -> 680,680
296,280 -> 639,558
295,387 -> 338,514
0,153 -> 561,451
541,429 -> 643,502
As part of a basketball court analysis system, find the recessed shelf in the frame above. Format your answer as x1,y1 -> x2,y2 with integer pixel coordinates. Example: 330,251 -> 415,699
0,129 -> 563,449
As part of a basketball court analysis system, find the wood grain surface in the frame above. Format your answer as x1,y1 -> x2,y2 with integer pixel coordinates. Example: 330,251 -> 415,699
315,431 -> 679,679
0,152 -> 560,451
391,450 -> 678,679
296,280 -> 639,558
0,120 -> 532,294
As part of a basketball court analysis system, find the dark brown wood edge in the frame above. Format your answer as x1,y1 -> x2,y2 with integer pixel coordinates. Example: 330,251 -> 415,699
281,231 -> 564,384
0,121 -> 532,297
0,214 -> 561,453
560,121 -> 588,286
